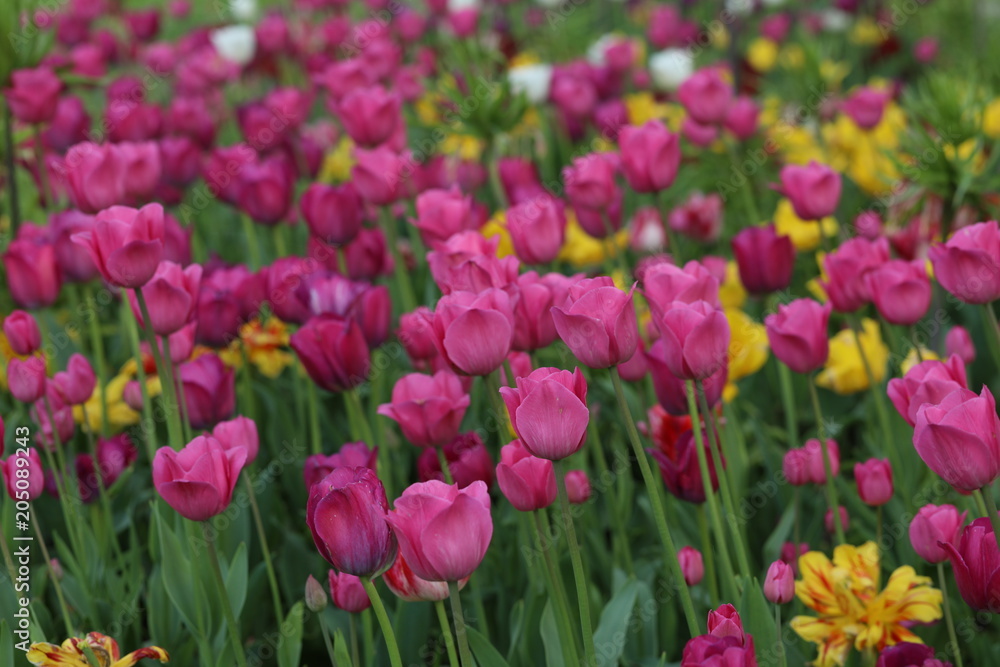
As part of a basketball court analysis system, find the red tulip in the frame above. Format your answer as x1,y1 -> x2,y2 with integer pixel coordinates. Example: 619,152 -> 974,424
72,202 -> 165,288
618,120 -> 681,193
378,371 -> 470,448
500,367 -> 589,461
668,192 -> 725,243
777,161 -> 841,221
328,571 -> 371,613
152,434 -> 247,521
888,355 -> 967,427
909,504 -> 966,564
290,315 -> 371,392
382,551 -> 463,602
551,277 -> 638,369
649,426 -> 721,504
731,226 -> 795,295
928,221 -> 1000,305
432,289 -> 514,376
765,298 -> 831,374
3,311 -> 41,356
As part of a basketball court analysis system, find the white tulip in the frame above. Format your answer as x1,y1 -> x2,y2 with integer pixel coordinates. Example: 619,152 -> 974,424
210,25 -> 257,66
508,63 -> 553,105
448,0 -> 480,11
229,0 -> 257,21
649,48 -> 694,91
820,9 -> 851,32
587,34 -> 618,66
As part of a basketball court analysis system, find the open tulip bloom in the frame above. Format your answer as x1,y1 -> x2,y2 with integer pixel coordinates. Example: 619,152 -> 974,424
8,3 -> 1000,667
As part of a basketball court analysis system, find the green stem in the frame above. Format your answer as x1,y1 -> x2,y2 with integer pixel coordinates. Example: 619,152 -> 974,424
979,489 -> 1000,554
162,337 -> 192,444
273,223 -> 289,259
435,599 -> 461,667
133,289 -> 184,449
380,207 -> 417,314
318,615 -> 338,666
349,614 -> 360,667
556,461 -> 596,665
436,446 -> 455,485
348,388 -> 376,445
982,304 -> 1000,376
588,419 -> 633,574
31,508 -> 74,637
610,367 -> 701,636
726,141 -> 761,224
698,506 -> 719,608
808,380 -> 846,545
876,505 -> 883,555
3,102 -> 21,233
306,378 -> 322,455
361,577 -> 403,667
847,315 -> 899,482
777,363 -> 798,447
85,288 -> 110,437
447,580 -> 474,667
33,125 -> 52,209
937,561 -> 965,667
532,510 -> 581,665
775,604 -> 787,667
202,523 -> 249,667
245,477 -> 284,627
241,214 -> 261,271
122,299 -> 158,459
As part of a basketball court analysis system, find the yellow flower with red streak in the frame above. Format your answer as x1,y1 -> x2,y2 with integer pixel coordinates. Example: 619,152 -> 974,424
27,632 -> 169,666
791,542 -> 942,667
218,318 -> 295,379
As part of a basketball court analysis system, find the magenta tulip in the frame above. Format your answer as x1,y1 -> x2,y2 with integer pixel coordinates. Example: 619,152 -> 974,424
417,433 -> 494,489
432,289 -> 514,376
731,226 -> 795,295
677,68 -> 732,125
506,196 -> 567,265
335,85 -> 402,148
300,182 -> 364,245
563,153 -> 619,212
378,371 -> 470,447
764,561 -> 794,604
551,277 -> 638,369
4,66 -> 62,124
511,271 -> 573,352
211,416 -> 259,466
641,260 -> 720,319
765,299 -> 832,374
290,315 -> 371,392
820,236 -> 890,313
352,147 -> 406,205
876,643 -> 952,667
411,187 -> 476,248
618,120 -> 681,193
865,260 -> 931,325
7,357 -> 47,404
855,458 -> 893,506
564,470 -> 591,504
329,571 -> 371,613
928,221 -> 1000,304
655,300 -> 730,380
500,367 -> 589,461
887,355 -> 967,427
127,261 -> 202,336
678,546 -> 704,586
909,504 -> 966,564
178,353 -> 236,430
303,443 -> 379,490
2,233 -> 61,309
72,203 -> 164,288
945,326 -> 976,364
2,449 -> 45,501
496,439 -> 556,512
941,517 -> 1000,613
51,354 -> 96,406
3,311 -> 41,356
778,161 -> 841,221
723,96 -> 759,140
153,435 -> 247,521
668,192 -> 724,243
842,87 -> 889,130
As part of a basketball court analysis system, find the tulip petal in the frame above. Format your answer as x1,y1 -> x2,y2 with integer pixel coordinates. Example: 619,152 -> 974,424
514,380 -> 589,460
420,493 -> 493,581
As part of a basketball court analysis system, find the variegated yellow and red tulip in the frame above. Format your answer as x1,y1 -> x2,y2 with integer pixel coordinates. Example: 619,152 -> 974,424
27,632 -> 169,666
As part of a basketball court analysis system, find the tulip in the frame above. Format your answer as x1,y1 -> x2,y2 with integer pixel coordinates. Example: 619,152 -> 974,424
731,226 -> 795,295
551,277 -> 638,369
152,435 -> 247,521
550,69 -> 596,120
825,506 -> 849,535
127,261 -> 202,336
411,188 -> 476,248
43,96 -> 90,153
95,434 -> 137,488
909,504 -> 966,564
647,339 -> 727,415
378,371 -> 470,448
668,192 -> 724,243
303,443 -> 379,490
678,546 -> 704,586
865,260 -> 931,326
304,575 -> 328,612
2,449 -> 45,501
500,367 -> 589,460
210,24 -> 256,65
428,240 -> 519,295
655,300 -> 730,380
304,274 -> 391,348
618,121 -> 681,193
195,266 -> 252,347
290,315 -> 371,392
33,387 -> 76,450
3,311 -> 42,356
804,439 -> 841,484
498,157 -> 546,205
876,642 -> 952,667
236,157 -> 294,225
765,299 -> 832,374
387,480 -> 493,582
887,355 -> 968,427
617,337 -> 648,382
336,85 -> 402,148
118,142 -> 163,204
941,517 -> 1000,613
511,271 -> 571,352
642,260 -> 720,319
706,604 -> 745,641
266,257 -> 315,325
677,68 -> 732,125
563,153 -> 619,212
159,136 -> 201,187
928,221 -> 1000,304
681,634 -> 757,665
329,572 -> 372,613
64,142 -> 128,212
211,416 -> 259,465
300,182 -> 364,246
432,289 -> 514,376
764,560 -> 794,604
178,353 -> 236,430
398,307 -> 438,363
496,439 -> 557,512
307,467 -> 397,576
382,551 -> 463,602
7,357 -> 47,404
51,354 -> 96,406
913,386 -> 1000,492
681,117 -> 718,147
564,470 -> 591,504
777,161 -> 841,221
648,48 -> 693,91
842,87 -> 889,130
4,66 -> 62,124
508,63 -> 553,105
72,202 -> 165,288
780,542 -> 809,576
649,427 -> 721,504
50,209 -> 98,283
417,432 -> 494,489
782,449 -> 811,486
723,96 -> 759,140
2,234 -> 61,309
855,458 -> 893,506
351,147 -> 406,205
945,326 -> 976,364
506,196 -> 566,265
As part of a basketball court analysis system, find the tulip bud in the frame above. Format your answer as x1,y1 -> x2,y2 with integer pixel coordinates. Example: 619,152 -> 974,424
678,546 -> 704,586
854,458 -> 893,506
731,225 -> 795,295
3,311 -> 42,356
677,68 -> 732,125
305,574 -> 328,612
618,120 -> 681,194
496,440 -> 557,512
500,367 -> 589,461
763,560 -> 794,604
765,299 -> 831,374
7,357 -> 47,404
329,571 -> 372,614
654,300 -> 730,380
564,470 -> 591,504
945,326 -> 976,365
909,504 -> 966,564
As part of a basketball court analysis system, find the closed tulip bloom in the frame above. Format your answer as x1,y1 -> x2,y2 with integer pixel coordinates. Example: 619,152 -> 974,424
913,386 -> 1000,492
291,315 -> 371,392
723,96 -> 759,140
681,634 -> 757,666
564,470 -> 591,504
511,271 -> 568,352
647,339 -> 727,415
411,188 -> 476,247
2,234 -> 61,309
876,642 -> 952,667
928,221 -> 1000,304
300,182 -> 364,245
351,147 -> 405,205
656,300 -> 730,380
417,432 -> 494,489
383,551 -> 464,602
765,299 -> 831,374
731,226 -> 795,295
909,504 -> 966,564
945,326 -> 976,364
941,517 -> 1000,613
153,435 -> 247,521
432,289 -> 514,376
618,120 -> 681,193
387,480 -> 493,582
3,311 -> 41,356
804,439 -> 841,484
842,87 -> 889,130
7,357 -> 47,404
329,571 -> 372,613
195,265 -> 252,347
678,546 -> 704,586
236,157 -> 294,225
51,354 -> 96,406
117,141 -> 163,205
44,95 -> 91,153
496,439 -> 557,512
95,434 -> 138,488
677,68 -> 732,125
378,371 -> 470,447
50,209 -> 98,283
778,161 -> 841,221
72,203 -> 164,288
2,449 -> 45,501
706,604 -> 746,642
501,367 -> 589,460
820,237 -> 890,313
764,561 -> 795,604
563,153 -> 619,211
649,427 -> 721,504
551,277 -> 638,369
178,353 -> 236,430
4,66 -> 62,124
887,355 -> 968,427
336,85 -> 402,147
304,575 -> 328,612
212,416 -> 259,465
127,261 -> 202,336
303,443 -> 379,490
855,458 -> 893,506
782,449 -> 811,486
865,260 -> 931,325
507,196 -> 566,265
642,260 -> 720,319
669,192 -> 724,242
307,466 -> 397,576
398,307 -> 438,362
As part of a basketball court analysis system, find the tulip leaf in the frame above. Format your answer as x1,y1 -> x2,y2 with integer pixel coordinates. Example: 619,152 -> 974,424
738,578 -> 778,665
225,542 -> 249,619
762,503 -> 797,565
0,621 -> 11,666
333,629 -> 352,667
154,506 -> 205,633
593,577 -> 639,667
466,626 -> 510,667
539,601 -> 565,667
276,602 -> 304,667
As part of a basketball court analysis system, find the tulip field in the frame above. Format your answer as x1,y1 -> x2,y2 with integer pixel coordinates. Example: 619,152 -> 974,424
5,0 -> 1000,665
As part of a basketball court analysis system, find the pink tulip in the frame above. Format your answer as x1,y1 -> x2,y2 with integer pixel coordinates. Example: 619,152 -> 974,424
617,337 -> 648,382
387,480 -> 493,582
563,153 -> 619,212
72,202 -> 164,288
909,504 -> 967,564
428,236 -> 519,295
382,551 -> 463,602
43,96 -> 91,153
723,96 -> 759,140
4,66 -> 62,124
127,261 -> 202,336
2,449 -> 45,501
501,367 -> 589,461
764,561 -> 794,604
803,439 -> 840,484
50,209 -> 98,283
117,141 -> 163,204
678,546 -> 704,586
329,571 -> 371,613
335,85 -> 402,147
2,233 -> 61,309
641,260 -> 720,319
290,315 -> 371,392
432,289 -> 514,376
941,518 -> 1000,613
655,300 -> 730,380
3,311 -> 41,356
51,354 -> 96,406
765,299 -> 832,374
887,355 -> 968,427
914,37 -> 939,63
820,236 -> 890,312
681,117 -> 718,147
732,226 -> 795,295
618,121 -> 681,193
398,307 -> 438,363
782,449 -> 810,486
668,192 -> 724,243
677,68 -> 732,125
564,470 -> 591,504
825,506 -> 850,535
507,196 -> 567,265
300,182 -> 364,245
153,434 -> 247,521
307,467 -> 397,576
551,277 -> 638,369
7,357 -> 47,404
212,416 -> 259,465
928,221 -> 1000,304
511,271 -> 573,352
303,443 -> 378,490
842,87 -> 888,130
865,260 -> 931,325
855,458 -> 893,506
236,156 -> 295,225
498,157 -> 546,205
707,604 -> 745,641
945,326 -> 976,364
159,136 -> 201,187
417,432 -> 494,489
178,353 -> 236,430
378,371 -> 470,447
195,265 -> 252,348
777,161 -> 841,221
913,386 -> 1000,492
352,147 -> 406,205
411,188 -> 476,248
647,339 -> 726,415
95,434 -> 137,488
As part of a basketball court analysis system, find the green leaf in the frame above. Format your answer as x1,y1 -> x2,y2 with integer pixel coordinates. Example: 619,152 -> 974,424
276,602 -> 304,667
225,542 -> 249,618
539,601 -> 565,667
0,621 -> 12,666
333,629 -> 353,667
154,506 -> 205,633
593,578 -> 639,667
738,578 -> 778,665
466,626 -> 510,667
